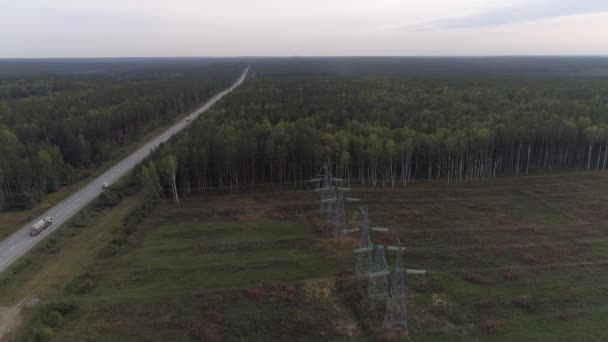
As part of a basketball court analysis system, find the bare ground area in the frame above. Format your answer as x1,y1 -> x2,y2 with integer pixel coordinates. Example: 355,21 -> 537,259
0,305 -> 20,340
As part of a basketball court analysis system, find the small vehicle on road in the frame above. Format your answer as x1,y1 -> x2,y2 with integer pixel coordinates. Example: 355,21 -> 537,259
102,182 -> 109,189
186,116 -> 192,122
30,216 -> 53,236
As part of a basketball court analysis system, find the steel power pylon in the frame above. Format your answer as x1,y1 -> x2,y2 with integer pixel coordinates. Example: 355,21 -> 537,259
384,239 -> 408,331
329,186 -> 361,237
367,245 -> 390,308
350,206 -> 388,280
332,187 -> 347,237
312,162 -> 360,238
311,162 -> 343,224
353,206 -> 373,280
384,240 -> 427,334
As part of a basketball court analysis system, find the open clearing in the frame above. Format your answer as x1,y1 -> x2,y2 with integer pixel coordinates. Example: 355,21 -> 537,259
5,171 -> 608,341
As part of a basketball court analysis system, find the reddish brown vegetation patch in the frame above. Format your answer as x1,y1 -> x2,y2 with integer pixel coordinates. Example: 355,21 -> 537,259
518,252 -> 541,265
474,298 -> 496,312
481,319 -> 505,334
126,236 -> 138,247
245,286 -> 267,305
501,223 -> 545,234
384,329 -> 409,340
191,295 -> 225,342
462,273 -> 495,285
511,295 -> 536,312
572,203 -> 608,221
543,246 -> 567,262
400,208 -> 423,220
276,283 -> 298,301
502,267 -> 525,281
493,247 -> 506,257
562,287 -> 581,303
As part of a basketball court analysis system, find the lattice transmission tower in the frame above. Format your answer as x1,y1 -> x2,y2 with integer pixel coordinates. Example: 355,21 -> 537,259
350,206 -> 388,279
312,162 -> 360,238
311,162 -> 344,224
367,245 -> 390,308
384,239 -> 408,331
383,239 -> 427,334
352,206 -> 373,280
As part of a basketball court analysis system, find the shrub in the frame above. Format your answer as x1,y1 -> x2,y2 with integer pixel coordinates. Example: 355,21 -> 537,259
95,190 -> 120,209
42,310 -> 63,327
46,301 -> 77,316
98,243 -> 119,258
66,273 -> 96,295
75,278 -> 95,294
112,233 -> 127,246
34,326 -> 53,342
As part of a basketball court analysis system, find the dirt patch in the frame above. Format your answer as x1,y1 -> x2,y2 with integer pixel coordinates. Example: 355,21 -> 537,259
303,278 -> 335,301
335,320 -> 361,337
0,304 -> 22,340
431,293 -> 450,306
24,296 -> 41,308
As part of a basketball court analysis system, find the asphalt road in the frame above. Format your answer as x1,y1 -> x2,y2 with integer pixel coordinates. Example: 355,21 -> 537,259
0,67 -> 249,273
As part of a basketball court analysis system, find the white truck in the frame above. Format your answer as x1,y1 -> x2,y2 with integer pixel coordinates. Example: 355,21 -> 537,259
30,216 -> 53,237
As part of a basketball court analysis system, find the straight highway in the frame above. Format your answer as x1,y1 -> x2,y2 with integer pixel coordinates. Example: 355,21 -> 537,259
0,67 -> 249,273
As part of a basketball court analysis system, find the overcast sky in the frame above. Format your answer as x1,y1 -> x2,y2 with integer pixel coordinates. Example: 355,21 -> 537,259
1,0 -> 607,58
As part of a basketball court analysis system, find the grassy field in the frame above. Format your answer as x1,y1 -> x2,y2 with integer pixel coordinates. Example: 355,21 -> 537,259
0,193 -> 147,304
7,171 -> 608,341
358,171 -> 608,341
27,196 -> 357,341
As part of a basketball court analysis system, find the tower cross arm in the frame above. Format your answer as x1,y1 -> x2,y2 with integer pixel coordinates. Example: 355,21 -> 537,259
395,268 -> 427,274
366,270 -> 391,278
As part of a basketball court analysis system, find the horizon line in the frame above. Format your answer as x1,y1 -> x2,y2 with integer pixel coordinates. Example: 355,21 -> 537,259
1,54 -> 608,61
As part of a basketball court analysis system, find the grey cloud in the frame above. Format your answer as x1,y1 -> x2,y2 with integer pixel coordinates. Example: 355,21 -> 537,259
404,0 -> 608,30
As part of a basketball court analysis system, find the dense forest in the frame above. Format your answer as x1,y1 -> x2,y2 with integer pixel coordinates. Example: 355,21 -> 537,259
0,62 -> 242,211
4,57 -> 608,207
141,75 -> 608,199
